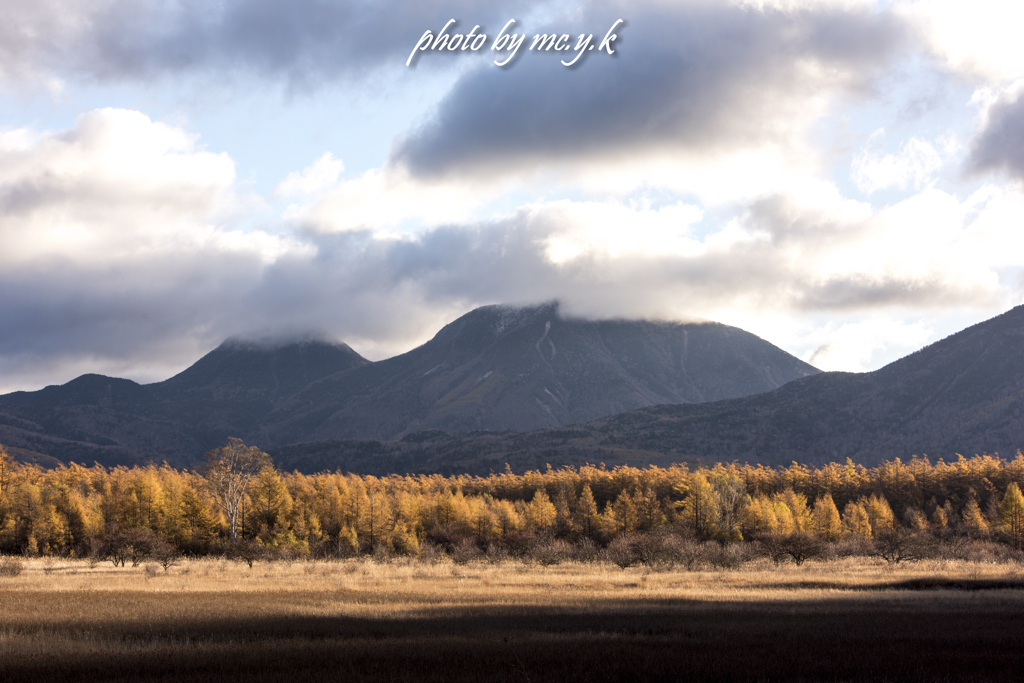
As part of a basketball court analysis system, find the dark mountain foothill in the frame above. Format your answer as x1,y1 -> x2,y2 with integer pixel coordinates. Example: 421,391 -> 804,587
0,303 -> 818,468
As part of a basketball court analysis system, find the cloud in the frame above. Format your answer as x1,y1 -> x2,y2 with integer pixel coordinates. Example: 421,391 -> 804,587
0,109 -> 309,391
274,153 -> 344,199
804,317 -> 934,372
852,133 -> 945,193
262,183 -> 1010,340
0,0 -> 547,89
391,0 -> 908,181
284,166 -> 489,234
4,2 -> 1024,394
901,0 -> 1024,83
2,170 -> 1021,392
967,89 -> 1024,182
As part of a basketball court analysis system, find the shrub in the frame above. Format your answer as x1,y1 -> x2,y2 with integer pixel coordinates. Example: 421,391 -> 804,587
756,532 -> 827,566
372,544 -> 393,564
532,539 -> 573,566
151,538 -> 181,572
231,539 -> 267,568
703,541 -> 755,570
661,534 -> 705,570
570,538 -> 601,563
605,534 -> 642,569
498,532 -> 540,560
418,541 -> 445,565
873,529 -> 927,564
831,536 -> 875,558
450,538 -> 483,565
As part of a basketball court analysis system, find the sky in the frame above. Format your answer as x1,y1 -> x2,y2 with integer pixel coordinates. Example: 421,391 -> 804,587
2,0 -> 1024,393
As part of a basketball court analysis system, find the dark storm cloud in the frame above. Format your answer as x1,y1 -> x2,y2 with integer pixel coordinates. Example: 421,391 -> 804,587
968,91 -> 1024,182
391,1 -> 909,178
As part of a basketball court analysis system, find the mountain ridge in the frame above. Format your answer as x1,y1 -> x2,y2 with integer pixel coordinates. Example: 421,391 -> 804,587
274,303 -> 1023,474
0,303 -> 820,466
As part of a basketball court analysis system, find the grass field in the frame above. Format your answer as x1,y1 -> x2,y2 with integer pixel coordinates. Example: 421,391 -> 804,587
2,556 -> 1023,682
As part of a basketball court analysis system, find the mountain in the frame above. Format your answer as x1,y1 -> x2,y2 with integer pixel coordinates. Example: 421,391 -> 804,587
253,303 -> 819,444
595,302 -> 1024,467
269,304 -> 1024,474
0,339 -> 368,466
0,303 -> 818,466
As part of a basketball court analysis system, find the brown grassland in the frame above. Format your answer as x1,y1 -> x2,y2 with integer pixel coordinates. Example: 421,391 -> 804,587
2,555 -> 1024,682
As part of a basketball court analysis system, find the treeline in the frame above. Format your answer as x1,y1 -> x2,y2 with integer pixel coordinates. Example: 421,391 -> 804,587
1,442 -> 1024,562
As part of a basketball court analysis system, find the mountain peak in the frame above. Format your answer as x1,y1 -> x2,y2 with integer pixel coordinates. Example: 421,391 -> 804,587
216,334 -> 347,352
259,303 -> 820,443
155,336 -> 368,398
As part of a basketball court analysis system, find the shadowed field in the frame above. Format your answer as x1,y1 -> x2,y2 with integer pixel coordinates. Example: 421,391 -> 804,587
2,558 -> 1023,682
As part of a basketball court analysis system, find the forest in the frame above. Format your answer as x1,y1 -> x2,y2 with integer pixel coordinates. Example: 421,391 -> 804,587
2,440 -> 1023,565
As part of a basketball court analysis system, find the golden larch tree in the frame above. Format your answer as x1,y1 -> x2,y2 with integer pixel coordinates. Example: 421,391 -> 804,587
999,483 -> 1024,547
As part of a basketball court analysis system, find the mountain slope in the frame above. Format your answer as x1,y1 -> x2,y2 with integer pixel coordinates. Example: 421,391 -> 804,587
0,304 -> 819,466
279,304 -> 1024,474
256,303 -> 820,444
595,303 -> 1024,466
0,339 -> 368,466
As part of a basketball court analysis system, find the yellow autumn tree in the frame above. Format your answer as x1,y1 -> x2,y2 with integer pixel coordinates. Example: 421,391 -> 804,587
999,483 -> 1024,549
864,495 -> 896,535
811,493 -> 843,541
962,497 -> 989,537
492,499 -> 522,535
574,485 -> 600,539
676,472 -> 717,538
525,489 -> 557,531
842,501 -> 873,538
779,488 -> 812,532
247,468 -> 293,537
741,495 -> 779,536
771,500 -> 796,534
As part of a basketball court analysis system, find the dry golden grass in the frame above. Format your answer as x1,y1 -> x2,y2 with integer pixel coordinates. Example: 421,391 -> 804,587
3,556 -> 1024,681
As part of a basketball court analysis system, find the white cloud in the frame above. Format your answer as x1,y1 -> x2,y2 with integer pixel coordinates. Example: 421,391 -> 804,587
803,317 -> 934,372
274,153 -> 344,199
284,166 -> 494,234
0,108 -> 305,268
852,133 -> 944,194
901,0 -> 1024,83
537,200 -> 704,264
